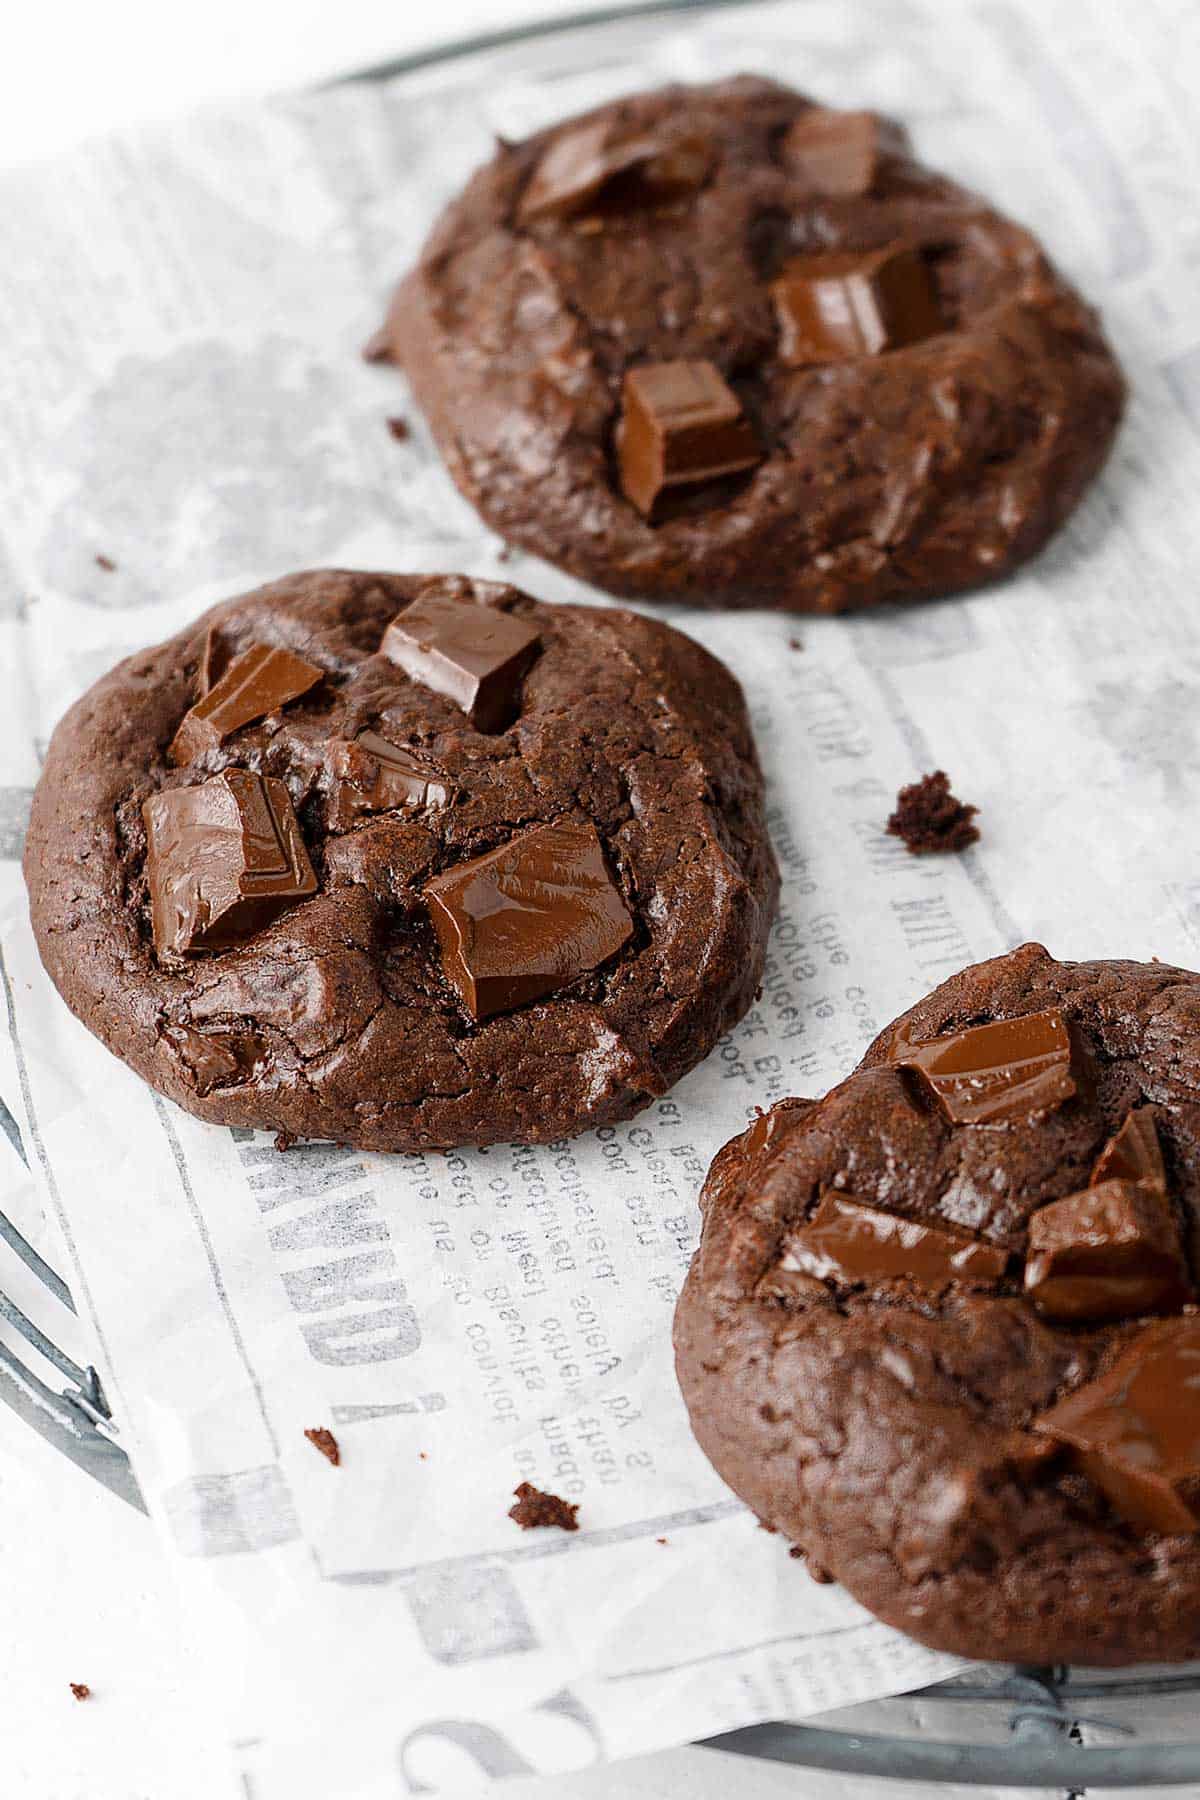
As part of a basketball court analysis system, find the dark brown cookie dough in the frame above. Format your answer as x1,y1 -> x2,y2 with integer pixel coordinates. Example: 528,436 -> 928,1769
674,944 -> 1200,1665
24,570 -> 777,1151
374,77 -> 1125,614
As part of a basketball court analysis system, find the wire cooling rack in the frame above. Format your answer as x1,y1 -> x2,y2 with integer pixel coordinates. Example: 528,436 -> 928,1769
4,1 -> 1200,1787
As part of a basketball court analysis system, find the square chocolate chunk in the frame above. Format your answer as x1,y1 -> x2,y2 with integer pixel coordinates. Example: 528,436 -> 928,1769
325,732 -> 452,830
781,1191 -> 1007,1290
618,360 -> 761,518
1034,1319 -> 1200,1534
169,643 -> 323,765
780,108 -> 909,196
143,770 -> 317,957
424,818 -> 632,1020
1025,1178 -> 1192,1323
771,243 -> 944,367
891,1007 -> 1076,1125
381,592 -> 541,734
518,120 -> 712,224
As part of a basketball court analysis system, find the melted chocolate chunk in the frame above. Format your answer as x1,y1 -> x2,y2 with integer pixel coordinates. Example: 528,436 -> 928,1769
1025,1178 -> 1192,1323
780,107 -> 908,195
304,1426 -> 341,1467
891,1008 -> 1076,1125
381,589 -> 541,734
617,359 -> 761,518
325,731 -> 452,830
508,1481 -> 579,1531
169,644 -> 323,766
143,770 -> 317,957
1034,1319 -> 1200,1534
424,818 -> 633,1021
1093,1108 -> 1166,1189
518,120 -> 712,223
887,770 -> 979,855
771,242 -> 944,367
780,1191 -> 1007,1289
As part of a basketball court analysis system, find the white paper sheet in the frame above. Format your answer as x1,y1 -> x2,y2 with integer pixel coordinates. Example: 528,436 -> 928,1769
3,1 -> 1199,1794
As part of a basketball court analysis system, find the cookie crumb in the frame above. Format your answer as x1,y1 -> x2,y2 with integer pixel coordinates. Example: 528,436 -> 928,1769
508,1481 -> 579,1532
656,1535 -> 668,1544
94,554 -> 116,572
274,1130 -> 296,1152
385,416 -> 411,442
788,637 -> 803,651
887,770 -> 979,855
304,1426 -> 340,1467
419,1451 -> 428,1461
69,1683 -> 91,1702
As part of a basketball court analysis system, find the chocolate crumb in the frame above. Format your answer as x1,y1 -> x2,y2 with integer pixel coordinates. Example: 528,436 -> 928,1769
94,554 -> 116,572
386,416 -> 411,442
274,1130 -> 296,1153
887,770 -> 979,855
508,1481 -> 579,1532
419,1451 -> 428,1461
788,637 -> 803,651
304,1426 -> 340,1467
69,1683 -> 91,1701
656,1535 -> 668,1544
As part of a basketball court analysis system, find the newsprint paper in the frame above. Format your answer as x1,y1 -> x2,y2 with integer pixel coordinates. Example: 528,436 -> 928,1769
2,1 -> 1200,1794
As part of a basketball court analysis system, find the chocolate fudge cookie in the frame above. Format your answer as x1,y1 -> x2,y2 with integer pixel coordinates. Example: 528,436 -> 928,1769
674,944 -> 1200,1664
25,571 -> 777,1150
373,77 -> 1125,613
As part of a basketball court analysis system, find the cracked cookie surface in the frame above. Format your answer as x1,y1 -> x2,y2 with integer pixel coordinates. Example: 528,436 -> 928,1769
24,569 -> 778,1151
674,944 -> 1200,1664
375,76 -> 1125,613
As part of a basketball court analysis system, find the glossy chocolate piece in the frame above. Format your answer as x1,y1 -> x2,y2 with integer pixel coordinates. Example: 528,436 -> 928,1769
1093,1108 -> 1166,1189
169,644 -> 323,765
617,360 -> 761,518
325,731 -> 452,830
424,818 -> 633,1021
780,1191 -> 1008,1289
780,107 -> 908,196
892,1007 -> 1076,1125
1034,1319 -> 1200,1534
1025,1178 -> 1192,1323
381,591 -> 541,734
143,770 -> 317,957
771,243 -> 944,367
518,120 -> 712,223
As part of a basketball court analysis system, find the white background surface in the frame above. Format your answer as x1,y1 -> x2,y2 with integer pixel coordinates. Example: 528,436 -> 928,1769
6,4 -> 1199,1798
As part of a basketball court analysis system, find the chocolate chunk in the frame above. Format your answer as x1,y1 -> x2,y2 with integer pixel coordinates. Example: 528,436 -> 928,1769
518,120 -> 712,224
508,1481 -> 579,1531
424,818 -> 632,1021
381,591 -> 541,734
1025,1178 -> 1191,1322
1034,1319 -> 1200,1533
780,107 -> 908,195
169,644 -> 323,765
325,731 -> 452,830
1093,1108 -> 1166,1189
891,1007 -> 1076,1125
617,360 -> 761,518
771,242 -> 944,366
160,1022 -> 263,1094
143,770 -> 317,957
887,770 -> 979,855
304,1426 -> 340,1467
780,1190 -> 1008,1289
